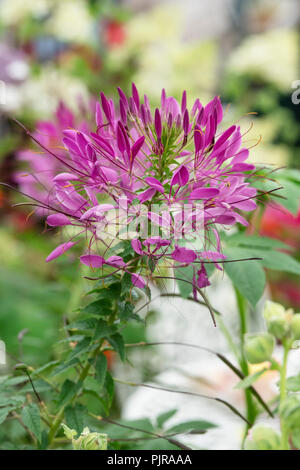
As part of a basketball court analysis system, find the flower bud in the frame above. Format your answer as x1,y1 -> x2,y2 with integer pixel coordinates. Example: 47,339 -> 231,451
291,314 -> 300,340
244,333 -> 274,364
280,394 -> 300,430
263,300 -> 290,340
62,424 -> 107,450
244,425 -> 281,450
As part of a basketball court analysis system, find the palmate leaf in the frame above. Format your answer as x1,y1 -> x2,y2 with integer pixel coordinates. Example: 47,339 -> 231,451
223,247 -> 266,306
253,168 -> 300,215
21,403 -> 41,442
287,373 -> 300,392
94,353 -> 107,387
65,404 -> 85,435
108,333 -> 125,361
223,234 -> 300,305
58,380 -> 82,407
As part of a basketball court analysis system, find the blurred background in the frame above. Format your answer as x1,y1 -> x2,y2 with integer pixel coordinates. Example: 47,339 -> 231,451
0,0 -> 300,449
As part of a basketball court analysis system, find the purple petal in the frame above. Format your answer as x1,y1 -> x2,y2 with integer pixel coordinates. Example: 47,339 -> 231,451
154,108 -> 162,140
131,136 -> 145,159
171,165 -> 189,187
80,254 -> 105,268
131,273 -> 146,288
46,241 -> 76,262
194,127 -> 204,154
131,82 -> 140,111
106,256 -> 126,267
47,214 -> 70,227
197,264 -> 210,288
189,187 -> 220,200
171,246 -> 197,263
145,177 -> 164,193
181,90 -> 187,114
183,109 -> 189,135
138,188 -> 156,203
131,239 -> 144,255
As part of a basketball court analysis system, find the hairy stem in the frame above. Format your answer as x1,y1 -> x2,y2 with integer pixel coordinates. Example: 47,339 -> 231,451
279,342 -> 290,450
235,288 -> 256,437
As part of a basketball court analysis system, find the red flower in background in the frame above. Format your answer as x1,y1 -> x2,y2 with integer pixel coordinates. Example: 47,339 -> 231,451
261,204 -> 300,308
104,20 -> 126,48
261,204 -> 300,250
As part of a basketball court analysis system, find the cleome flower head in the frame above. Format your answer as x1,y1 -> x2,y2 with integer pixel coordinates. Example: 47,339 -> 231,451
18,84 -> 258,296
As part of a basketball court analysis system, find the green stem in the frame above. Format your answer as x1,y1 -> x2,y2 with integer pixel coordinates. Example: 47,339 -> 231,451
279,342 -> 290,450
48,343 -> 102,444
235,288 -> 256,435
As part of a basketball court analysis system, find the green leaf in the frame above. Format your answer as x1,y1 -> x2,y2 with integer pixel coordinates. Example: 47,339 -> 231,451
94,353 -> 107,387
292,429 -> 300,449
93,319 -> 117,340
258,251 -> 300,275
226,234 -> 289,251
167,420 -> 217,434
287,373 -> 300,392
276,179 -> 300,215
58,380 -> 81,407
82,299 -> 112,316
108,333 -> 125,361
234,369 -> 267,390
68,318 -> 98,331
0,407 -> 13,424
104,372 -> 114,409
223,247 -> 266,306
156,409 -> 177,428
68,337 -> 91,361
51,358 -> 80,377
0,395 -> 25,407
21,403 -> 41,442
176,265 -> 194,298
65,404 -> 85,434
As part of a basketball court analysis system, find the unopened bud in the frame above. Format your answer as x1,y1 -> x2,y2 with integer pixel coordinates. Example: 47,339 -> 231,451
244,333 -> 274,364
245,425 -> 281,450
62,424 -> 107,450
263,301 -> 290,340
291,314 -> 300,340
280,394 -> 300,430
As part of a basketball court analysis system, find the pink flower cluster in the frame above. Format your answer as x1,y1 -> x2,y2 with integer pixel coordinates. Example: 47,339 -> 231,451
20,84 -> 258,291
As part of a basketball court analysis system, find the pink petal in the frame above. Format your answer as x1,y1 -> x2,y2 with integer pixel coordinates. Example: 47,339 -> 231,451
131,239 -> 144,255
170,165 -> 189,187
138,188 -> 156,203
47,214 -> 70,227
189,187 -> 220,200
80,254 -> 105,268
145,177 -> 164,193
46,241 -> 77,262
171,246 -> 197,263
106,256 -> 126,267
131,273 -> 146,288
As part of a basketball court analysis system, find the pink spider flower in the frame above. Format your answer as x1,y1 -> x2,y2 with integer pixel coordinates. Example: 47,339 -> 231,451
17,84 -> 259,299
